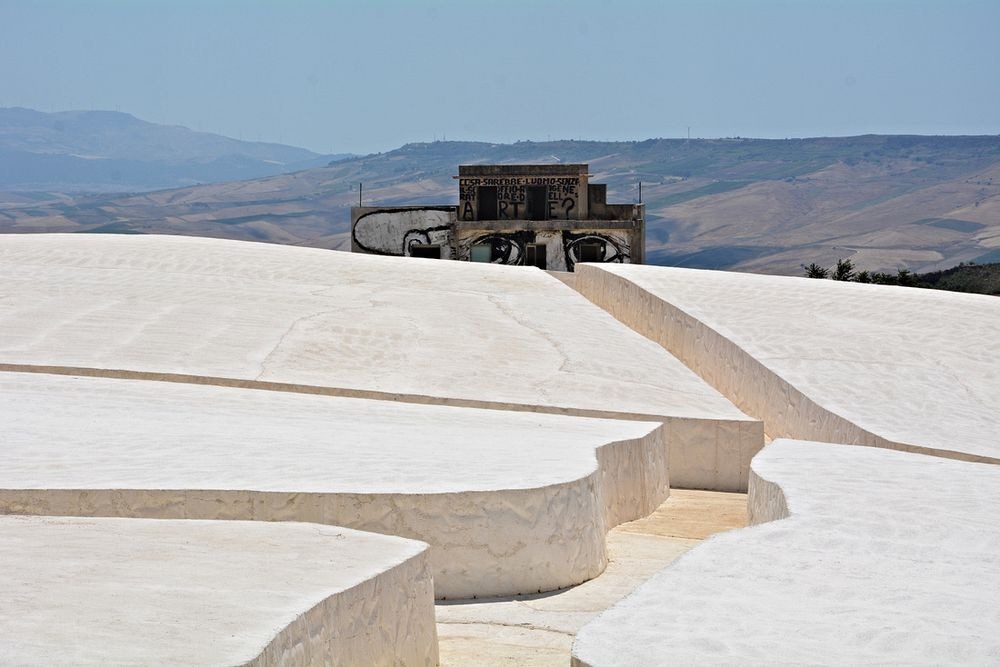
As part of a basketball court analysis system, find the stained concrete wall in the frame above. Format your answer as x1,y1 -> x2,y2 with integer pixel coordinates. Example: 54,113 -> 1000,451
351,209 -> 643,270
351,165 -> 644,271
458,164 -> 589,222
351,206 -> 457,257
455,225 -> 641,271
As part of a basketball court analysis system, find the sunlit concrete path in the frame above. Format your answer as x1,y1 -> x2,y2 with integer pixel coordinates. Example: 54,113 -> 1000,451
436,490 -> 748,665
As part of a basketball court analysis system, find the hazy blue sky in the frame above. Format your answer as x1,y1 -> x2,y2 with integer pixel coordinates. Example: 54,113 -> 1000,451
2,0 -> 997,154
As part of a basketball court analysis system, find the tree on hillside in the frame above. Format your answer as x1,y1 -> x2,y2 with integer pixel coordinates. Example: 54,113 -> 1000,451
805,263 -> 828,279
798,257 -> 1000,295
832,258 -> 856,281
896,268 -> 917,287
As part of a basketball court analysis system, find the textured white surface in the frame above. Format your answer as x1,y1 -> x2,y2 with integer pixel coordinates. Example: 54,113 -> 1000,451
0,371 -> 669,598
571,439 -> 1000,666
577,263 -> 1000,463
0,234 -> 761,490
0,234 -> 741,421
0,515 -> 437,666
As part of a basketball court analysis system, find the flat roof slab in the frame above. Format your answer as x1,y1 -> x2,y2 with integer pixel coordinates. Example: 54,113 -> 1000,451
0,371 -> 668,598
577,264 -> 1000,463
0,234 -> 761,490
571,439 -> 1000,665
0,515 -> 436,666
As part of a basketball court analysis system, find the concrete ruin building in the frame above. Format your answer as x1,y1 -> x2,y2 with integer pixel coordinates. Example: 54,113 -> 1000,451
351,163 -> 645,271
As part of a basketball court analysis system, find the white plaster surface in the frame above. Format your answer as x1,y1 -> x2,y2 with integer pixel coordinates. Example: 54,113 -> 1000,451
0,371 -> 669,598
576,263 -> 1000,463
0,234 -> 761,490
571,439 -> 1000,666
0,234 -> 735,421
0,514 -> 437,666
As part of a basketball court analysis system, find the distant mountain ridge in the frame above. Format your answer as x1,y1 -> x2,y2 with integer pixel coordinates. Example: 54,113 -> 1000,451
1,134 -> 998,276
0,107 -> 352,191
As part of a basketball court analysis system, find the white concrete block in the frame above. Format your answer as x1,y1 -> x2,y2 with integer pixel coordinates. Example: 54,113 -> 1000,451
0,371 -> 670,598
571,439 -> 1000,665
0,515 -> 437,666
576,263 -> 1000,464
0,234 -> 761,490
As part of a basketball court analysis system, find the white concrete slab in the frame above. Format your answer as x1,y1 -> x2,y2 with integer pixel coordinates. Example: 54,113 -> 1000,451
0,234 -> 761,490
0,515 -> 437,666
571,439 -> 1000,666
576,263 -> 1000,464
0,371 -> 669,598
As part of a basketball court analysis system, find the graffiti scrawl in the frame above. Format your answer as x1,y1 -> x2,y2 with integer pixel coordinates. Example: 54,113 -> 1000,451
461,231 -> 537,265
352,208 -> 455,257
562,231 -> 630,272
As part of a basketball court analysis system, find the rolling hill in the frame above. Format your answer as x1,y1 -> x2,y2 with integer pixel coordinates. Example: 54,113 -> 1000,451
0,107 -> 351,192
1,135 -> 998,275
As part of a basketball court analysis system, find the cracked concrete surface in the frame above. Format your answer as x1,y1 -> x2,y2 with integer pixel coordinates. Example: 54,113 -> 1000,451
435,490 -> 747,665
0,234 -> 744,424
0,234 -> 763,490
0,370 -> 675,599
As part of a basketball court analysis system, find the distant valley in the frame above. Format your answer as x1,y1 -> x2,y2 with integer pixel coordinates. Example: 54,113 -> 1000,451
1,123 -> 998,275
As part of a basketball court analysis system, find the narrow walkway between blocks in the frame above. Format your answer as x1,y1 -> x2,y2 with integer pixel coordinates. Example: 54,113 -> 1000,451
435,489 -> 747,666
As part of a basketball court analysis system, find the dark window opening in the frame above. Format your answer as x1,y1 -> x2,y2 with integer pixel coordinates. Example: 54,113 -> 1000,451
477,186 -> 498,220
526,185 -> 548,221
470,244 -> 491,262
525,243 -> 547,269
578,243 -> 603,263
588,183 -> 607,206
410,244 -> 441,259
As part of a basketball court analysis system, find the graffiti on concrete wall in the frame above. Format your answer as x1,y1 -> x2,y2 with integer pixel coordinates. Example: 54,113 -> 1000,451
562,231 -> 630,272
458,231 -> 537,265
459,177 -> 581,221
353,208 -> 455,258
353,206 -> 632,271
457,230 -> 631,271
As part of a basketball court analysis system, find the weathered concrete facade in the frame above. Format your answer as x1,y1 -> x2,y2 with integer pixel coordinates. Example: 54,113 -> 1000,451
351,164 -> 644,271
